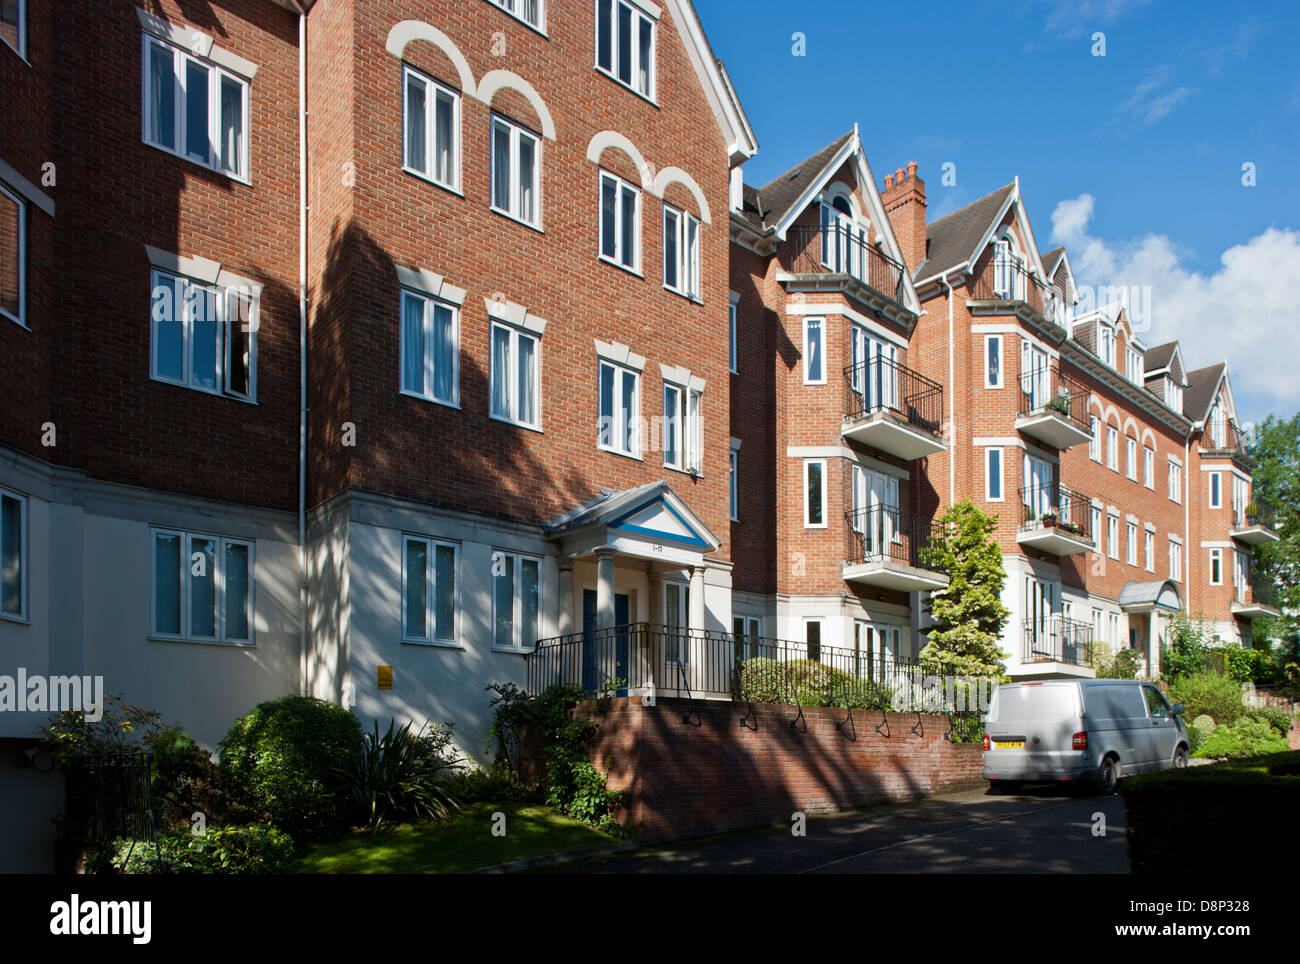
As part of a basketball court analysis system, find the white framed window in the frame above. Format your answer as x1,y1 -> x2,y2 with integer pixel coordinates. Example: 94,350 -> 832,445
803,316 -> 825,384
490,0 -> 545,31
1126,436 -> 1137,480
492,550 -> 540,651
1168,458 -> 1182,504
403,65 -> 460,191
1145,530 -> 1154,572
986,447 -> 1004,502
1,0 -> 25,58
1208,471 -> 1222,509
403,537 -> 458,644
1164,378 -> 1183,412
662,380 -> 701,473
1106,426 -> 1119,471
729,449 -> 738,521
1098,324 -> 1115,368
1209,547 -> 1223,585
0,488 -> 26,620
1234,550 -> 1248,602
490,321 -> 540,429
1126,346 -> 1143,383
1144,446 -> 1154,489
1168,539 -> 1182,582
1091,506 -> 1102,548
599,171 -> 640,271
0,182 -> 24,327
729,297 -> 738,374
142,34 -> 251,180
664,580 -> 690,663
804,618 -> 823,662
804,459 -> 827,528
400,289 -> 458,406
151,528 -> 253,643
151,268 -> 257,401
734,614 -> 763,660
1107,513 -> 1119,560
595,0 -> 656,100
1127,522 -> 1137,566
985,335 -> 1003,388
662,204 -> 700,300
1089,416 -> 1101,462
598,359 -> 639,456
490,114 -> 541,228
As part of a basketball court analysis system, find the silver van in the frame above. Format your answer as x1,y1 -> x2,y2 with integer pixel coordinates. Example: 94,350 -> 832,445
982,679 -> 1189,794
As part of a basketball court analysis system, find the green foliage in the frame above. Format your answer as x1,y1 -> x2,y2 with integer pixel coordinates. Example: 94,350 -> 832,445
346,719 -> 463,832
1120,751 -> 1300,874
1247,414 -> 1300,643
440,768 -> 538,804
218,696 -> 362,840
918,500 -> 1011,677
1245,705 -> 1294,737
1193,717 -> 1291,759
1167,673 -> 1247,725
146,725 -> 242,830
1188,715 -> 1216,754
738,658 -> 892,709
40,694 -> 163,765
89,824 -> 297,875
488,683 -> 627,836
1161,612 -> 1214,679
1088,643 -> 1142,679
1223,645 -> 1272,684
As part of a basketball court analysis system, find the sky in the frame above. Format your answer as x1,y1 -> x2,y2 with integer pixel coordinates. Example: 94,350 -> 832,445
694,0 -> 1300,427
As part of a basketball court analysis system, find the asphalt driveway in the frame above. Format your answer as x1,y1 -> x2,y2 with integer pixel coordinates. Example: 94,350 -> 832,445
549,784 -> 1129,874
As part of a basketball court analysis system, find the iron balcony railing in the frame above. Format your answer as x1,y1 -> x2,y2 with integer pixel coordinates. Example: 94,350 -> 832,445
845,505 -> 945,572
970,256 -> 1068,326
1234,497 -> 1276,531
1018,483 -> 1093,541
1022,615 -> 1095,667
526,623 -> 944,707
786,224 -> 907,307
1018,363 -> 1091,432
843,355 -> 944,436
1204,416 -> 1251,458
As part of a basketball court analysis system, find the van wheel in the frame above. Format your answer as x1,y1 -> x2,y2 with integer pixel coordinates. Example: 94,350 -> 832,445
1173,746 -> 1189,768
1094,756 -> 1119,795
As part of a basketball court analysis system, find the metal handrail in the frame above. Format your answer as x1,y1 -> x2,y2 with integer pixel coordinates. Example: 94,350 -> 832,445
842,355 -> 943,436
844,505 -> 945,571
1018,484 -> 1094,540
786,225 -> 907,306
1022,615 -> 1095,666
970,255 -> 1067,326
1018,363 -> 1091,430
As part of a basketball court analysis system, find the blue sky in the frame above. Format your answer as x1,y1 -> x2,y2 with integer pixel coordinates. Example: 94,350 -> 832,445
695,0 -> 1300,425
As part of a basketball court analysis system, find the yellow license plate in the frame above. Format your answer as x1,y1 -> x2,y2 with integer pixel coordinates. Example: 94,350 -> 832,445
994,741 -> 1025,750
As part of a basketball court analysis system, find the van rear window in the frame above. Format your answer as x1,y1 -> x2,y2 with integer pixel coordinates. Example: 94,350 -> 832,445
988,684 -> 1077,723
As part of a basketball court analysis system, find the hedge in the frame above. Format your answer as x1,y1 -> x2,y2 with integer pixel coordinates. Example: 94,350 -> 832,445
1119,751 -> 1300,874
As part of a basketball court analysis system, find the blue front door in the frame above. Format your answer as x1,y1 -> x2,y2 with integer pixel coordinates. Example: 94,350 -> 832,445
582,589 -> 629,695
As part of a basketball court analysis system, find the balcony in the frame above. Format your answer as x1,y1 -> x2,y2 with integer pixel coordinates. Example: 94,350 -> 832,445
1016,485 -> 1095,556
1015,364 -> 1093,450
1231,499 -> 1278,545
785,224 -> 910,317
1202,416 -> 1253,464
842,506 -> 950,593
1231,600 -> 1281,620
969,256 -> 1070,328
1016,615 -> 1097,678
841,357 -> 946,460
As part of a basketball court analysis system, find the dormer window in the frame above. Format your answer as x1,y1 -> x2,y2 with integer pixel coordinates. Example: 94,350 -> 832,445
992,236 -> 1026,300
1125,345 -> 1143,383
1164,378 -> 1183,413
819,195 -> 870,283
1097,324 -> 1116,368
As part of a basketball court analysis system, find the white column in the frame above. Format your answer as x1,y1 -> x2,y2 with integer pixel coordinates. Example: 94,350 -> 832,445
689,565 -> 706,689
595,549 -> 616,630
647,570 -> 664,627
1148,612 -> 1161,679
557,564 -> 574,636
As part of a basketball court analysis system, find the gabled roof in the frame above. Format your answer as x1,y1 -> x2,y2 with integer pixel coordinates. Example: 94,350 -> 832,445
1183,363 -> 1227,422
751,131 -> 855,232
664,1 -> 759,162
916,183 -> 1016,282
1119,579 -> 1183,613
543,481 -> 720,552
1144,341 -> 1178,374
1039,246 -> 1065,278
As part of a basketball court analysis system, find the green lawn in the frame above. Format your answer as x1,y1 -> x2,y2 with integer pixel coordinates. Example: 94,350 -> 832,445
297,802 -> 619,874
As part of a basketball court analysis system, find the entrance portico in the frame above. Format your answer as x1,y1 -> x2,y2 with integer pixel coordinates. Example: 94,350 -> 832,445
1118,580 -> 1183,679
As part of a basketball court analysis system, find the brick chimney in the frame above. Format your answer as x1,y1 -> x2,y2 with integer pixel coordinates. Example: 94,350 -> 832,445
881,161 -> 926,275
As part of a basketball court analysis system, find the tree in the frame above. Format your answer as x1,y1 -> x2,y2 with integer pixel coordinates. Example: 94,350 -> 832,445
1246,414 -> 1300,646
919,500 -> 1011,677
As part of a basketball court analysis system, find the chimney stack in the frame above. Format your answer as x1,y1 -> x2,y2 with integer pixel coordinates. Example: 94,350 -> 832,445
881,160 -> 926,275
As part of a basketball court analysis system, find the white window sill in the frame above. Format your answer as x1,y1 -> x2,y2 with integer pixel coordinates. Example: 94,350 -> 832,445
402,166 -> 464,198
1,310 -> 26,330
490,412 -> 544,434
663,284 -> 702,305
150,374 -> 259,405
599,444 -> 643,462
149,635 -> 255,648
1,37 -> 28,63
664,463 -> 702,479
0,612 -> 30,625
492,645 -> 535,656
803,523 -> 828,530
599,253 -> 642,278
594,66 -> 658,108
400,389 -> 460,410
142,139 -> 252,186
402,638 -> 464,650
803,379 -> 827,387
487,3 -> 549,38
490,206 -> 544,234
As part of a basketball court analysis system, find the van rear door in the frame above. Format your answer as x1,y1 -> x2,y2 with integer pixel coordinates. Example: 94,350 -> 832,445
986,682 -> 1080,752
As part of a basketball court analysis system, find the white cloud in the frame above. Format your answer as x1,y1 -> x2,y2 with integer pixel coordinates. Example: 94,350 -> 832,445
1044,0 -> 1153,38
1050,193 -> 1300,423
1115,66 -> 1197,126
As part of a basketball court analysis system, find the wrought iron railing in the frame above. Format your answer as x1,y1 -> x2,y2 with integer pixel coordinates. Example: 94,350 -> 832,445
1022,616 -> 1095,667
845,505 -> 945,572
970,256 -> 1067,326
1018,363 -> 1091,432
843,356 -> 943,436
1204,416 -> 1251,458
61,752 -> 160,855
786,225 -> 907,306
1018,483 -> 1094,541
1234,497 -> 1276,531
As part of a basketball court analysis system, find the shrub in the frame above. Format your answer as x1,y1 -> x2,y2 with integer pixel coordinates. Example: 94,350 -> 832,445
146,726 -> 240,830
41,694 -> 162,765
737,657 -> 786,704
740,658 -> 893,709
441,768 -> 537,804
346,719 -> 462,831
89,824 -> 297,875
1193,717 -> 1290,759
1244,706 -> 1294,738
1167,673 -> 1247,725
1188,715 -> 1216,754
218,696 -> 362,840
1224,646 -> 1272,684
1160,613 -> 1213,679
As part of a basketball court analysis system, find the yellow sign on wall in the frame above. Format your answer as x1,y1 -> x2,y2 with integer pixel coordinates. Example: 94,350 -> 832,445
377,665 -> 393,690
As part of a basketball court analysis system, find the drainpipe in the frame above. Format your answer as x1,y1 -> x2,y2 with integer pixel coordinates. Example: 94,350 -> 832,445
296,3 -> 309,697
940,272 -> 955,507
